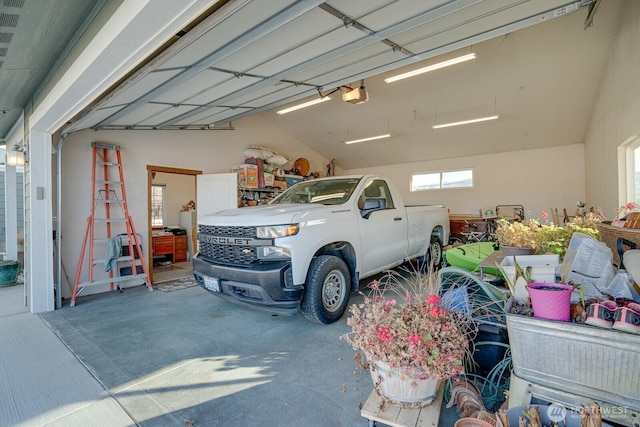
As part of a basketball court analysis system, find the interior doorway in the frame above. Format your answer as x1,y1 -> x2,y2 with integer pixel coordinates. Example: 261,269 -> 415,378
147,165 -> 201,284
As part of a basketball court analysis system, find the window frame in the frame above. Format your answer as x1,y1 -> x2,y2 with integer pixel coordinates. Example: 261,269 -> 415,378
410,168 -> 474,192
151,184 -> 166,227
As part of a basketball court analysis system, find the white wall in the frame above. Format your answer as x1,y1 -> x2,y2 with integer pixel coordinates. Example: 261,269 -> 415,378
60,114 -> 333,298
344,144 -> 585,220
584,0 -> 639,219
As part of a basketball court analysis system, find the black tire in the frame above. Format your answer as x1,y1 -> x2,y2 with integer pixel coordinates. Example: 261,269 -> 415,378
301,255 -> 351,324
419,236 -> 443,270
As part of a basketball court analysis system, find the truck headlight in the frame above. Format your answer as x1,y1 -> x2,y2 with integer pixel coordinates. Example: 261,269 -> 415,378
256,224 -> 299,238
257,246 -> 291,259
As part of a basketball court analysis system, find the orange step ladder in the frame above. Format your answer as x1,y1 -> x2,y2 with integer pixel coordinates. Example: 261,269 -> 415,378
71,142 -> 152,306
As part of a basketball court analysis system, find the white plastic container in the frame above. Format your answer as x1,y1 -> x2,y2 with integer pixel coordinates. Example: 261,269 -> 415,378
500,254 -> 559,302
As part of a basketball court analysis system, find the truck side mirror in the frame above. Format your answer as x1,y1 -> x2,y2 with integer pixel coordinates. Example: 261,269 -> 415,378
360,198 -> 386,219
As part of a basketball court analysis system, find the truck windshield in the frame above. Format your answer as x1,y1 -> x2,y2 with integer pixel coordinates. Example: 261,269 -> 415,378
271,178 -> 361,205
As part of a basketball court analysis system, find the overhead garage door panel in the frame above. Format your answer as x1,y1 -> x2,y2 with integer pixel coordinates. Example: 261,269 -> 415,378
188,75 -> 262,105
172,107 -> 229,126
215,8 -> 340,74
234,84 -> 315,109
101,70 -> 183,109
160,0 -> 299,70
65,105 -> 123,132
136,105 -> 200,126
153,69 -> 233,104
111,103 -> 173,127
285,43 -> 393,85
249,25 -> 365,78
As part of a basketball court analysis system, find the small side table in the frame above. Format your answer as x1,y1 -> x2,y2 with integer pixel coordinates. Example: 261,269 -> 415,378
478,251 -> 505,281
360,383 -> 445,427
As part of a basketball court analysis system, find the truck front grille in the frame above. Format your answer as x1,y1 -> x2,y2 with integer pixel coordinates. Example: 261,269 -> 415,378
198,225 -> 258,265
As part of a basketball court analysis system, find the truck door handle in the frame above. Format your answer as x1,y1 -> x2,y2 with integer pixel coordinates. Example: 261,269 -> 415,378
394,217 -> 402,221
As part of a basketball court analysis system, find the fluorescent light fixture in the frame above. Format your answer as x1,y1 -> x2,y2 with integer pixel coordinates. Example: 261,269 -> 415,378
384,53 -> 477,83
432,115 -> 499,129
277,97 -> 330,115
343,133 -> 391,145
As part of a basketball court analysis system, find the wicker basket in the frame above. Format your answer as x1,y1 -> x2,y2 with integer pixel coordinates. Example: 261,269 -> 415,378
596,220 -> 640,266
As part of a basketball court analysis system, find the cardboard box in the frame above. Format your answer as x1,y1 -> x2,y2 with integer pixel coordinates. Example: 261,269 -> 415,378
273,180 -> 288,190
232,164 -> 258,188
264,172 -> 274,187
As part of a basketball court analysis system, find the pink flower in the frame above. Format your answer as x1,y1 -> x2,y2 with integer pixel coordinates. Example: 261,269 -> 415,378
430,306 -> 445,317
377,327 -> 393,342
405,295 -> 412,303
384,299 -> 397,308
541,211 -> 548,219
408,334 -> 422,346
628,202 -> 636,210
370,280 -> 379,290
425,295 -> 441,305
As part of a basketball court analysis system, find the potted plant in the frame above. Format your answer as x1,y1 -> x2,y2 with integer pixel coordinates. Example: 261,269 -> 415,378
495,219 -> 536,256
0,260 -> 21,286
343,266 -> 474,407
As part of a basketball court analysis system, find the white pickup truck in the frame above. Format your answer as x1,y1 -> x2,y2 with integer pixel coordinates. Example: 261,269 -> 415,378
193,175 -> 449,324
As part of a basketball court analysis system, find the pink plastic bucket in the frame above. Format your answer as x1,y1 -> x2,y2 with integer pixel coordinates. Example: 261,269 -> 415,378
526,283 -> 573,322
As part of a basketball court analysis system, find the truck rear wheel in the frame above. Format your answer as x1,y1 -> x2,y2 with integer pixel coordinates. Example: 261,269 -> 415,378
301,255 -> 350,324
419,236 -> 443,270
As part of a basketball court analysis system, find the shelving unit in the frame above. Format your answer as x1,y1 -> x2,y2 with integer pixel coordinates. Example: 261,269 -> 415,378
238,187 -> 281,206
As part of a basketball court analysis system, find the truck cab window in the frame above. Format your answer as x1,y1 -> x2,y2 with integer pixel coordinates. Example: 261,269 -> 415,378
360,180 -> 394,210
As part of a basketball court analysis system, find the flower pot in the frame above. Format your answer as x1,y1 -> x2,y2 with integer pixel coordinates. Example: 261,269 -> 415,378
369,360 -> 440,407
0,261 -> 20,286
526,282 -> 573,322
500,246 -> 532,257
454,418 -> 494,427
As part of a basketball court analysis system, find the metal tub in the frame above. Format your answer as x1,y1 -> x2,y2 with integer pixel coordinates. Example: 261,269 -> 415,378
505,300 -> 640,411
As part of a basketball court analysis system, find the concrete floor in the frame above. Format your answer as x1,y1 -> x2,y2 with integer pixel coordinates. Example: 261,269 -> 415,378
2,276 -> 464,426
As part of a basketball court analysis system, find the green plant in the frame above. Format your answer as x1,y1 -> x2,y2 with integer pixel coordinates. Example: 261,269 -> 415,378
343,266 -> 474,381
496,257 -> 532,298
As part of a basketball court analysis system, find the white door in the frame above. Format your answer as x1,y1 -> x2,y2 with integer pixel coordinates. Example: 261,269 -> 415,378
357,179 -> 408,276
196,173 -> 238,223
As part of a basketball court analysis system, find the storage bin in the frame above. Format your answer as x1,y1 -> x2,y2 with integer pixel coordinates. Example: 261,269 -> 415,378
283,174 -> 303,187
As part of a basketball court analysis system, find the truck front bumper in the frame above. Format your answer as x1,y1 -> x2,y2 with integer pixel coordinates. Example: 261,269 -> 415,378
192,256 -> 303,316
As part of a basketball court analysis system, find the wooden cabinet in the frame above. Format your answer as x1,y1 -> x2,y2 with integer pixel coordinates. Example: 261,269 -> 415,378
174,235 -> 187,262
152,234 -> 175,259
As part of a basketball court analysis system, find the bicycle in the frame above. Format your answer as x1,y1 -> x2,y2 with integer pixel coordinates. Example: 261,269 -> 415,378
461,218 -> 498,243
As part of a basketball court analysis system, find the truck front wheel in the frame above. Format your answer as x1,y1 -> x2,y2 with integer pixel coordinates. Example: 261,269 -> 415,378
301,255 -> 350,324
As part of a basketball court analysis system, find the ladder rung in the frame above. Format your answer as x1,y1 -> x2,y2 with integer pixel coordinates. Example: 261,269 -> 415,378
97,161 -> 120,166
94,218 -> 127,223
96,180 -> 123,185
94,199 -> 125,204
92,142 -> 120,150
76,274 -> 148,288
92,256 -> 136,265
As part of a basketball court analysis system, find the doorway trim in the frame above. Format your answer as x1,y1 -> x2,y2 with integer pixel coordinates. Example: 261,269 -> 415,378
146,165 -> 202,283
